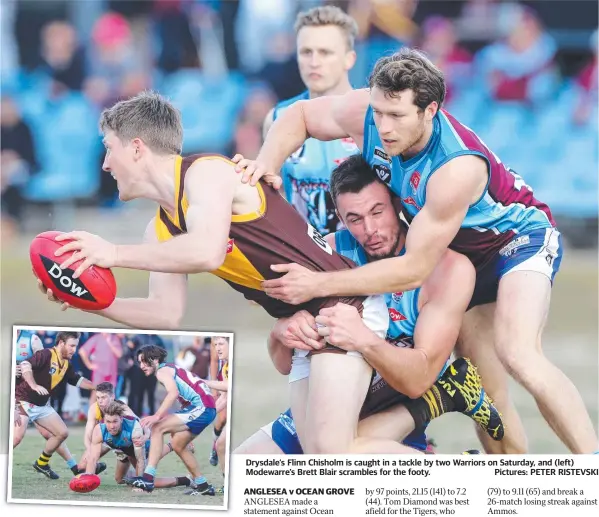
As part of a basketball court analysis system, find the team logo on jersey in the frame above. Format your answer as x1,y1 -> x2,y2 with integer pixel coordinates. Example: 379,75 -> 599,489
374,147 -> 390,162
20,352 -> 28,358
391,292 -> 404,303
388,308 -> 406,322
340,137 -> 358,151
374,164 -> 391,184
226,239 -> 234,254
288,144 -> 306,163
49,362 -> 58,375
403,196 -> 421,209
410,171 -> 421,190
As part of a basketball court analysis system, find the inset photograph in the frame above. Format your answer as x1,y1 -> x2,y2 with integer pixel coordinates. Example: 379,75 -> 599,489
9,326 -> 232,510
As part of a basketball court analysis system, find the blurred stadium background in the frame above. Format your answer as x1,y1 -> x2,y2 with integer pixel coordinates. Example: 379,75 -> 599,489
1,0 -> 597,455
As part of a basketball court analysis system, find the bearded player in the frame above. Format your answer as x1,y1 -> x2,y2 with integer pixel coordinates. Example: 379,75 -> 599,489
14,331 -> 95,479
235,48 -> 598,454
38,91 -> 498,457
130,345 -> 216,496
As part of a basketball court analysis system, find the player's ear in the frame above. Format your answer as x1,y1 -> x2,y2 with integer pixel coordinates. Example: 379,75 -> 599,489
131,138 -> 144,160
344,50 -> 357,71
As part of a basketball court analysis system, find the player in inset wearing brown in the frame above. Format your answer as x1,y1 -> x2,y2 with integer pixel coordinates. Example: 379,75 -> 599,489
37,92 -> 500,456
14,331 -> 95,479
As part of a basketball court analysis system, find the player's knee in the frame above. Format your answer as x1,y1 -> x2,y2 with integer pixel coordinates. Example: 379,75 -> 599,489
56,428 -> 69,442
171,440 -> 187,455
496,345 -> 541,384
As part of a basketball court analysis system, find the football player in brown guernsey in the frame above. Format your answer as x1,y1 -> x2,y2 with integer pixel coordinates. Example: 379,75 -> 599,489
38,92 -> 474,454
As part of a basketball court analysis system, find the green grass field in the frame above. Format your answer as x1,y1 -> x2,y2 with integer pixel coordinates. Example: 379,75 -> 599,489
9,426 -> 225,507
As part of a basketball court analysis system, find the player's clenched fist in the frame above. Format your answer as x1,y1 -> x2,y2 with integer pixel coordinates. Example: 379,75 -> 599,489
232,153 -> 283,190
315,303 -> 376,352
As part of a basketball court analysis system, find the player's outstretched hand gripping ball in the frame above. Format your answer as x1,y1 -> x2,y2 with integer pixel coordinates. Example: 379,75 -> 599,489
69,473 -> 101,493
30,231 -> 117,310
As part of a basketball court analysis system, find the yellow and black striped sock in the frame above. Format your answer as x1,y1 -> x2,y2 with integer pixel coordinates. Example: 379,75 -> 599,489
403,383 -> 455,429
36,451 -> 52,467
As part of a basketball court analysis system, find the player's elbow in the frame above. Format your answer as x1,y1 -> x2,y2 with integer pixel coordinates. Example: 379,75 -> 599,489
189,247 -> 225,273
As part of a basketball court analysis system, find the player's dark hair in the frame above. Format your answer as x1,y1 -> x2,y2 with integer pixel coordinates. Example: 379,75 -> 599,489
96,382 -> 114,394
104,401 -> 126,418
137,344 -> 168,365
55,331 -> 80,347
330,154 -> 385,204
369,48 -> 446,111
99,90 -> 183,155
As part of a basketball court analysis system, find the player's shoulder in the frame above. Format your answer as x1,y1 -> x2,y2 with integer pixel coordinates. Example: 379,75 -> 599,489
274,91 -> 310,119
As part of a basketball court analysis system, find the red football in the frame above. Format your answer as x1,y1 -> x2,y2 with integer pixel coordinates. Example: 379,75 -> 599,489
69,473 -> 101,493
30,231 -> 117,310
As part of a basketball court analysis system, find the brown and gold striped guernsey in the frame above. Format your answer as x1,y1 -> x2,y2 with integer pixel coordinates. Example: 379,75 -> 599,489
155,154 -> 365,319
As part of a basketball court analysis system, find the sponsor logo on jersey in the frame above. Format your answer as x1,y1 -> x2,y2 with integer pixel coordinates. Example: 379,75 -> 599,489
20,351 -> 28,357
388,308 -> 406,322
226,239 -> 234,254
403,196 -> 421,209
391,292 -> 404,303
288,144 -> 306,163
374,147 -> 390,162
333,157 -> 348,166
410,171 -> 421,190
499,235 -> 530,257
374,164 -> 391,184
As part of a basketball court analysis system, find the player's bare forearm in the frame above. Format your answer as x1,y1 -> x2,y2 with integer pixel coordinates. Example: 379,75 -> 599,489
79,379 -> 95,391
86,442 -> 101,474
115,234 -> 223,274
359,338 -> 432,398
155,392 -> 178,419
267,332 -> 292,375
91,297 -> 182,330
205,379 -> 228,392
314,254 -> 425,298
257,102 -> 310,171
20,367 -> 38,390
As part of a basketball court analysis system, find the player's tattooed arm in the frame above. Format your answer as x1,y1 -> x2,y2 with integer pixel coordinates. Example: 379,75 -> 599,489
86,426 -> 103,474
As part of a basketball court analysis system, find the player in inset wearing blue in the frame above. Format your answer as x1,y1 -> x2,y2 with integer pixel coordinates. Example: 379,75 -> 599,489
236,155 -> 503,454
263,5 -> 360,235
130,345 -> 217,496
85,401 -> 191,490
235,48 -> 598,455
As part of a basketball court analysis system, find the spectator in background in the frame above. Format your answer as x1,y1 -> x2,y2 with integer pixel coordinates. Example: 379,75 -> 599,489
1,95 -> 38,236
84,12 -> 147,109
573,30 -> 598,127
178,336 -> 212,379
419,16 -> 472,103
78,332 -> 123,406
233,85 -> 276,158
256,31 -> 304,101
348,0 -> 419,86
39,20 -> 86,91
474,4 -> 558,104
115,333 -> 134,400
128,334 -> 163,416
